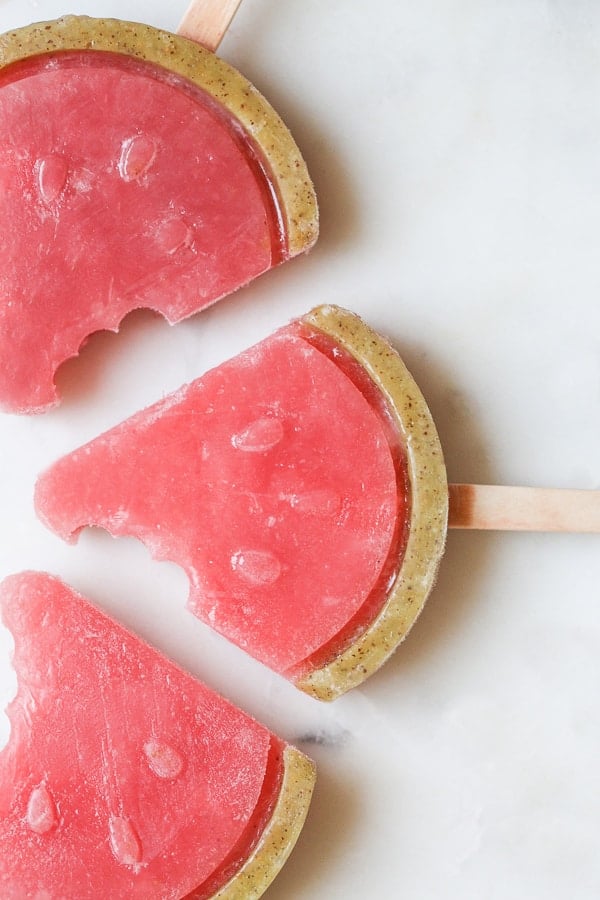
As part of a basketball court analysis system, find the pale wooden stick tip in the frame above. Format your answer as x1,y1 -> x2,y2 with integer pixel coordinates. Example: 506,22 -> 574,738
178,0 -> 244,52
448,484 -> 600,534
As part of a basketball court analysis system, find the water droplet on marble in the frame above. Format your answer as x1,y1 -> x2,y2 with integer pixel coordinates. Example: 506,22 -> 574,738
232,418 -> 284,453
231,549 -> 281,586
27,784 -> 58,834
37,155 -> 68,204
109,815 -> 143,867
144,740 -> 184,780
155,217 -> 193,255
119,134 -> 157,181
290,489 -> 341,516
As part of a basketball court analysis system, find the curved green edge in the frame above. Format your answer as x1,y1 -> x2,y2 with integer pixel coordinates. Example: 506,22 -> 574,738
296,305 -> 449,701
0,15 -> 318,258
207,747 -> 316,900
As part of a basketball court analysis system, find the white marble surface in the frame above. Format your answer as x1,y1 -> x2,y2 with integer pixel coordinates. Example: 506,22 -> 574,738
0,1 -> 599,897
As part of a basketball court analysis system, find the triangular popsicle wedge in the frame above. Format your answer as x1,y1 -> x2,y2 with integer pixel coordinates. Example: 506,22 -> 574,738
0,571 -> 315,899
35,305 -> 600,700
35,305 -> 449,701
0,13 -> 317,414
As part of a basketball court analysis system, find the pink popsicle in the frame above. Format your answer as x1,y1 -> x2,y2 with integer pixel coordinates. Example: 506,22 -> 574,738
0,571 -> 315,899
36,306 -> 449,701
0,17 -> 318,414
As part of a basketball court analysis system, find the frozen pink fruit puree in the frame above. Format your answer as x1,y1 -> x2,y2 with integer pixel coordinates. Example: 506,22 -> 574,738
0,44 -> 314,414
0,572 -> 311,899
0,52 -> 273,414
35,321 -> 408,685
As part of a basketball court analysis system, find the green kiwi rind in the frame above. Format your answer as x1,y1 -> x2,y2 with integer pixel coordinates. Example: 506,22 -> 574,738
296,305 -> 448,701
211,747 -> 316,900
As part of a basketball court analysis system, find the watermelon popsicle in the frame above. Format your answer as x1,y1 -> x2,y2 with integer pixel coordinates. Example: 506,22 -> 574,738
35,304 -> 600,700
0,571 -> 315,899
0,11 -> 318,414
35,305 -> 449,702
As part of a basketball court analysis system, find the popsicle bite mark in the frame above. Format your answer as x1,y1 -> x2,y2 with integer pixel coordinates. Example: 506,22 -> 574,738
0,619 -> 15,752
294,306 -> 448,701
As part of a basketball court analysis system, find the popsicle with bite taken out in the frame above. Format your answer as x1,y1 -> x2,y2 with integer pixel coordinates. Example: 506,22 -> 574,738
0,7 -> 317,414
0,571 -> 315,899
34,305 -> 448,701
34,304 -> 600,701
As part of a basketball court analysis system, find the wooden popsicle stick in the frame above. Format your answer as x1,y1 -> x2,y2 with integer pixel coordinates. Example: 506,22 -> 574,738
448,484 -> 600,533
178,0 -> 244,51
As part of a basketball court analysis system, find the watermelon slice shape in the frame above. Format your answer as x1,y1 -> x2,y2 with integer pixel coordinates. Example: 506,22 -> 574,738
36,305 -> 448,700
0,16 -> 318,414
0,571 -> 315,899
